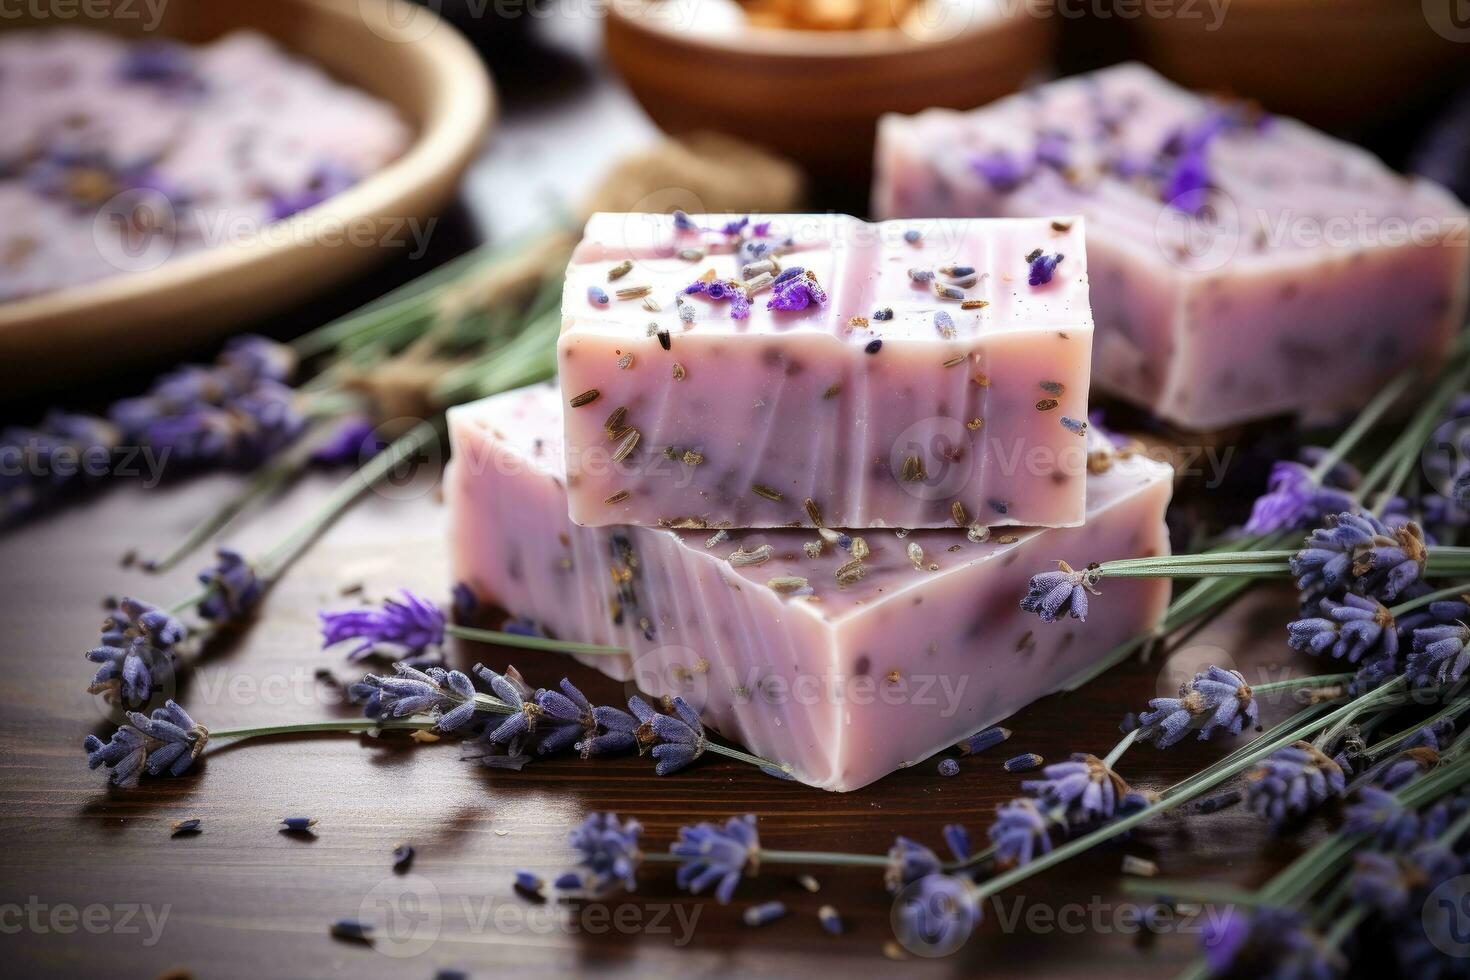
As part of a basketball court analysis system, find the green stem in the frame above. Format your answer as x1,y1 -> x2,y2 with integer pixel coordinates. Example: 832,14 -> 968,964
1358,355 -> 1470,502
756,850 -> 891,869
290,243 -> 504,359
705,742 -> 791,775
1103,728 -> 1139,770
1118,879 -> 1262,908
1435,805 -> 1470,846
1312,369 -> 1416,481
1250,674 -> 1355,696
1389,582 -> 1470,617
144,434 -> 321,574
446,624 -> 625,657
256,419 -> 441,579
208,715 -> 438,743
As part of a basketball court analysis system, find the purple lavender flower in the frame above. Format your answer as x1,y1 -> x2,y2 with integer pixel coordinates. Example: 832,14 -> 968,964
942,823 -> 971,862
885,837 -> 942,893
0,411 -> 121,525
196,548 -> 263,622
1287,593 -> 1398,664
564,813 -> 642,894
353,663 -> 479,732
891,874 -> 981,954
1021,753 -> 1130,824
1034,130 -> 1070,170
320,590 -> 446,663
1374,746 -> 1440,792
84,724 -> 149,788
450,583 -> 479,621
477,665 -> 543,745
1201,907 -> 1335,979
1137,665 -> 1258,748
85,699 -> 207,787
988,798 -> 1056,868
1408,621 -> 1470,685
1020,560 -> 1096,623
1161,147 -> 1209,207
533,679 -> 596,756
580,696 -> 657,757
87,597 -> 186,705
1245,741 -> 1345,825
269,161 -> 358,221
671,814 -> 760,904
1244,460 -> 1357,536
1290,512 -> 1394,595
117,41 -> 200,90
766,272 -> 828,312
1027,252 -> 1064,286
971,151 -> 1026,191
110,336 -> 303,471
1343,786 -> 1422,851
128,700 -> 209,777
1353,846 -> 1464,916
219,335 -> 296,386
311,415 -> 383,466
684,278 -> 751,320
1350,652 -> 1402,696
648,696 -> 706,775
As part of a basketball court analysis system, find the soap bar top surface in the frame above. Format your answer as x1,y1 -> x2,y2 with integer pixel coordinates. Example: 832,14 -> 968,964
557,212 -> 1095,530
565,211 -> 1091,337
876,62 -> 1462,273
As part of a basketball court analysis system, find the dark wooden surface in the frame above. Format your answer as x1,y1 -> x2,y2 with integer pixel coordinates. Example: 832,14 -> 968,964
0,16 -> 1363,980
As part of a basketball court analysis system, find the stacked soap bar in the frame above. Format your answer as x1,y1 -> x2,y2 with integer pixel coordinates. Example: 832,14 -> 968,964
557,212 -> 1094,530
874,63 -> 1470,431
447,383 -> 1173,792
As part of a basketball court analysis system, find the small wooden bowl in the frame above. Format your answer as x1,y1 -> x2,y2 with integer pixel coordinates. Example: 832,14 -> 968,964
1130,0 -> 1470,131
604,1 -> 1053,195
0,0 -> 493,388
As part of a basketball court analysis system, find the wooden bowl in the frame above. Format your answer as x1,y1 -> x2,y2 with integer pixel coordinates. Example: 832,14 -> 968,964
604,0 -> 1054,196
0,0 -> 493,388
1130,0 -> 1470,131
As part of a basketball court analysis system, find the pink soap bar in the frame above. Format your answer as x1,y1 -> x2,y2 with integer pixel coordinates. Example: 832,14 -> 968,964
557,212 -> 1094,530
874,63 -> 1470,431
447,383 -> 1173,792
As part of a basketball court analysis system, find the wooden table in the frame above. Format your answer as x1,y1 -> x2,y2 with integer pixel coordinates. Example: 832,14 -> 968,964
0,18 -> 1338,980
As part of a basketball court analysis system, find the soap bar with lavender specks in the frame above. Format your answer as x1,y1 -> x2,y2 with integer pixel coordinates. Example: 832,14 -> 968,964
446,382 -> 1172,792
873,63 -> 1470,431
557,212 -> 1094,530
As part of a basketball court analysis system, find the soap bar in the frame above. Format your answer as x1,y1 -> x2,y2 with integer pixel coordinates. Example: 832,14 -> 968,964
557,212 -> 1094,530
874,63 -> 1470,431
447,383 -> 1173,792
